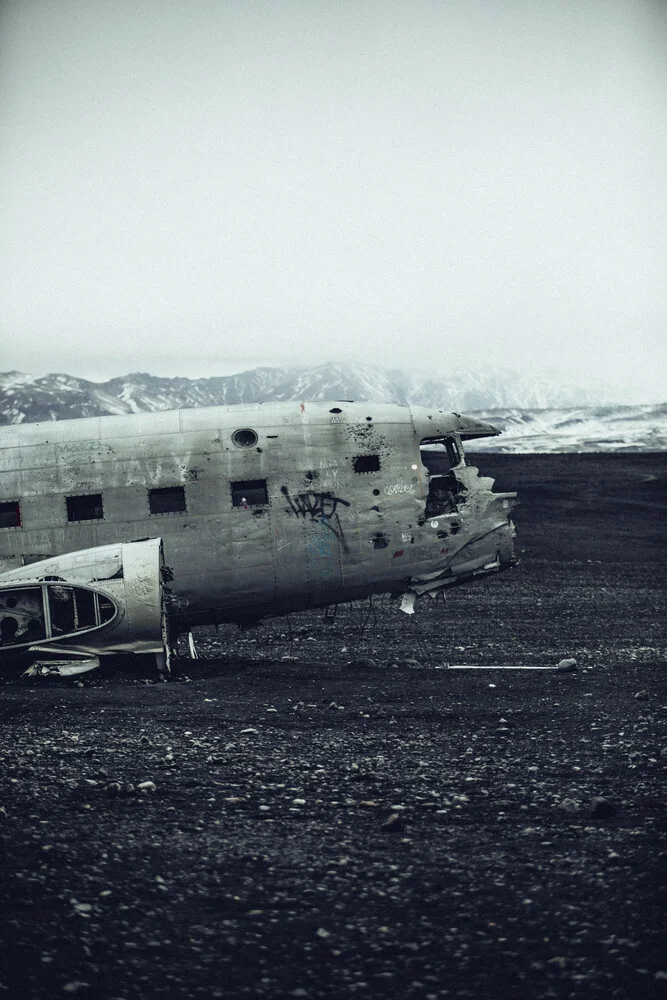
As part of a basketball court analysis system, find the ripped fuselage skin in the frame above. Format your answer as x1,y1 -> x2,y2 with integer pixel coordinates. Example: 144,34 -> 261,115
0,401 -> 517,669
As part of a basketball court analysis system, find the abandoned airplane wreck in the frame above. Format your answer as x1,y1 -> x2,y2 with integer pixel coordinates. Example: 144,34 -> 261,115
0,401 -> 517,674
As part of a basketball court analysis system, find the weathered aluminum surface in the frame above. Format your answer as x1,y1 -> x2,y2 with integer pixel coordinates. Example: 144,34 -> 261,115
0,539 -> 166,658
0,401 -> 516,656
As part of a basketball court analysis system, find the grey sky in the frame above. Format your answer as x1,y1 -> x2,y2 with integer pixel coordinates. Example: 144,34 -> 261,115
1,0 -> 665,401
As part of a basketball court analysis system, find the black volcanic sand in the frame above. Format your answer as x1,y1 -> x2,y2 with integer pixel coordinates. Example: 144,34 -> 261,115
1,454 -> 665,1000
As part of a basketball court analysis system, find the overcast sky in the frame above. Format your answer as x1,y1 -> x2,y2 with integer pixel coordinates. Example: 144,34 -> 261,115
1,0 -> 665,401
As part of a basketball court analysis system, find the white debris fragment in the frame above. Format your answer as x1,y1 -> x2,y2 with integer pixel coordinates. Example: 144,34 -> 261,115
399,592 -> 416,615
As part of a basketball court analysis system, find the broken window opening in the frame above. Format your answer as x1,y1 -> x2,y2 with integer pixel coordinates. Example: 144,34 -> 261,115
66,493 -> 104,522
97,594 -> 116,623
48,586 -> 100,634
419,437 -> 466,518
231,479 -> 269,508
0,588 -> 47,646
0,501 -> 21,529
353,455 -> 381,474
148,486 -> 187,515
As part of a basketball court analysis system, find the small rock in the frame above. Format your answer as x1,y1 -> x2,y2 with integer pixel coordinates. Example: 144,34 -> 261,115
397,658 -> 420,668
634,690 -> 649,701
382,812 -> 403,831
348,658 -> 376,669
316,927 -> 331,939
557,658 -> 577,672
590,797 -> 616,819
121,783 -> 135,795
137,781 -> 157,793
105,782 -> 122,797
558,798 -> 581,814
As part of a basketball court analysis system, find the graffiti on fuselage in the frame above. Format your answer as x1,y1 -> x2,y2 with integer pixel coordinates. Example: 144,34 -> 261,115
383,483 -> 416,496
318,458 -> 340,490
281,486 -> 350,522
280,486 -> 351,549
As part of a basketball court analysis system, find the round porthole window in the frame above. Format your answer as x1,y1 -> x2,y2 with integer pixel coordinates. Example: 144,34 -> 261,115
232,428 -> 258,448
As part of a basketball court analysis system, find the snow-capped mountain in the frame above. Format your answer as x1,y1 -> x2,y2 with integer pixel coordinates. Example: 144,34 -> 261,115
463,404 -> 667,453
0,364 -> 664,451
0,362 -> 608,422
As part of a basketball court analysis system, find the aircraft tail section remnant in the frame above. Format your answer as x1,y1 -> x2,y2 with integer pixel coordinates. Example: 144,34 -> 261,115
0,539 -> 171,672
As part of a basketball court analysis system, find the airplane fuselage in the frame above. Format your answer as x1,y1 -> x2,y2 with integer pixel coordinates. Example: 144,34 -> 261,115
0,401 -> 517,653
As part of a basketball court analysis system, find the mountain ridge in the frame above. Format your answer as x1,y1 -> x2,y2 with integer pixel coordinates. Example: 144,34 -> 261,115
0,364 -> 664,452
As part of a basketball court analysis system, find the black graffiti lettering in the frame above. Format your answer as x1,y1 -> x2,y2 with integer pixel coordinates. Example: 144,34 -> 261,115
281,486 -> 350,522
281,487 -> 350,550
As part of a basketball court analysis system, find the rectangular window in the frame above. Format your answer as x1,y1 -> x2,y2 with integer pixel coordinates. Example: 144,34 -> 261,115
353,455 -> 380,473
66,493 -> 104,522
0,501 -> 21,528
231,479 -> 269,507
148,486 -> 187,515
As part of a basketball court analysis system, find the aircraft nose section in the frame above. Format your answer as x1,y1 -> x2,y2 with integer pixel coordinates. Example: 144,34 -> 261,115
453,414 -> 500,440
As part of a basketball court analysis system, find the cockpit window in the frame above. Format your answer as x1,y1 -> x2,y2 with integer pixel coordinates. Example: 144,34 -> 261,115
419,437 -> 465,516
0,588 -> 47,646
419,437 -> 461,474
0,584 -> 117,648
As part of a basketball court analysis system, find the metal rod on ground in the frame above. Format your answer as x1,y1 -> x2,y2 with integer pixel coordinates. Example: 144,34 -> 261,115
445,665 -> 561,670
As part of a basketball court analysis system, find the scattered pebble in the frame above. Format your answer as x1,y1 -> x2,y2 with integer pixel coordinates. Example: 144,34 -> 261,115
590,797 -> 616,819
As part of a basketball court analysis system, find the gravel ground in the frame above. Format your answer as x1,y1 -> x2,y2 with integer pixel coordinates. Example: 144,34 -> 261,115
1,454 -> 665,1000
